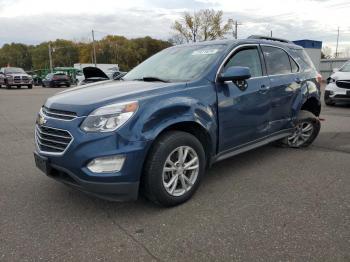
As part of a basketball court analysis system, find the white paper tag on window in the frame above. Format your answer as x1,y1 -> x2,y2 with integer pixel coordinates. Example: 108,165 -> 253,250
191,49 -> 219,55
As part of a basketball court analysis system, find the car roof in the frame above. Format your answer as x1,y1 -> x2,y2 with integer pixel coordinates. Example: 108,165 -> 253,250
174,38 -> 303,50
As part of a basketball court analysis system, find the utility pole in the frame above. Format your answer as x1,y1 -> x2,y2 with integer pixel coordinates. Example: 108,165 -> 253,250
335,27 -> 340,58
233,21 -> 242,39
92,30 -> 97,67
48,43 -> 53,73
270,30 -> 273,37
235,21 -> 238,39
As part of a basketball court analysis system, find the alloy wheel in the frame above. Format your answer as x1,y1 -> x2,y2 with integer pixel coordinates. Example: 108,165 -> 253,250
162,146 -> 199,197
287,122 -> 314,147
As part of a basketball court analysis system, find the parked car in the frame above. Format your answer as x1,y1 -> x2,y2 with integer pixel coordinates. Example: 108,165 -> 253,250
34,36 -> 321,206
42,73 -> 71,88
0,67 -> 33,89
77,67 -> 110,85
324,60 -> 350,105
77,67 -> 126,85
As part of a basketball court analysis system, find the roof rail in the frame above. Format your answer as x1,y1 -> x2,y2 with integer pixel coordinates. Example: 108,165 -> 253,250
247,35 -> 292,44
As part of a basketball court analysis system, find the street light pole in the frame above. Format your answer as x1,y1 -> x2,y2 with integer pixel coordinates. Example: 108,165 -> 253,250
92,30 -> 97,67
335,27 -> 340,58
48,43 -> 53,73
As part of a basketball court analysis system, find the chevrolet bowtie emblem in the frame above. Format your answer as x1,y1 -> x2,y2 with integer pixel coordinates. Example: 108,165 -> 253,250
37,114 -> 47,125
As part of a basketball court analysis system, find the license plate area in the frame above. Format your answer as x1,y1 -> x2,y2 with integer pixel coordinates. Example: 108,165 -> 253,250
34,152 -> 51,174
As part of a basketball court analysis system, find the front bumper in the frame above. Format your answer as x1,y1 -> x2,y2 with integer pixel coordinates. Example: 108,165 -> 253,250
34,116 -> 151,201
34,152 -> 139,201
325,83 -> 350,101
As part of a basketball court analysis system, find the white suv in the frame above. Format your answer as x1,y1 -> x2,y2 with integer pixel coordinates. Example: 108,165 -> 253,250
325,61 -> 350,105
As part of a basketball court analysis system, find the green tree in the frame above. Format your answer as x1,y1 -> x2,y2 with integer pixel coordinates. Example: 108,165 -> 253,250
0,35 -> 171,71
0,43 -> 32,69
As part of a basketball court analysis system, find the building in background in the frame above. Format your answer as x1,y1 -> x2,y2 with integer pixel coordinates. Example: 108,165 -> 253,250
319,58 -> 349,79
293,40 -> 322,71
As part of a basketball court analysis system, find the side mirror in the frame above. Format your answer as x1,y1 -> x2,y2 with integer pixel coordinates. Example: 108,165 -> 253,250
333,68 -> 339,73
218,66 -> 251,82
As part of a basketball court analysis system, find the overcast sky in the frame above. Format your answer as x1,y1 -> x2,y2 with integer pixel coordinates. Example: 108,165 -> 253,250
0,0 -> 349,53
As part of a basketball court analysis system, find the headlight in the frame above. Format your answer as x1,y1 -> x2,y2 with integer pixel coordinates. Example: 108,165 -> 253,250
327,77 -> 336,84
81,101 -> 138,132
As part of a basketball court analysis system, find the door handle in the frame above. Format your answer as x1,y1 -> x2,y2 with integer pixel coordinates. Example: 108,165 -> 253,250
260,85 -> 270,93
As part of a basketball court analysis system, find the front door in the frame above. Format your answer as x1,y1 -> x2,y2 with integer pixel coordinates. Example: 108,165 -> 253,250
216,45 -> 272,152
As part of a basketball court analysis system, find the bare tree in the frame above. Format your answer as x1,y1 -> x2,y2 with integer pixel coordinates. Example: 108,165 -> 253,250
321,46 -> 332,59
172,9 -> 234,43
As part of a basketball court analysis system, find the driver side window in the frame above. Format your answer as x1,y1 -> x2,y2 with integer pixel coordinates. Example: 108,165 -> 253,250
225,47 -> 263,78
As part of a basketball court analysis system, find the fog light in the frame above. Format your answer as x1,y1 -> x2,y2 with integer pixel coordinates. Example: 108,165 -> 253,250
87,155 -> 125,173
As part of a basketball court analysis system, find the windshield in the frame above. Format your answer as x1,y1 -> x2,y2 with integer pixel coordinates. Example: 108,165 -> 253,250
124,44 -> 226,82
340,61 -> 350,72
5,67 -> 25,74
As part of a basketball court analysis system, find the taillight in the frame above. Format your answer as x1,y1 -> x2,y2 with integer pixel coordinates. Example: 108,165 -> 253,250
316,72 -> 322,84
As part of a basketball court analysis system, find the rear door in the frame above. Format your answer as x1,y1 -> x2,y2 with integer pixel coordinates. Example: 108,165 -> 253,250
261,45 -> 301,132
216,44 -> 272,152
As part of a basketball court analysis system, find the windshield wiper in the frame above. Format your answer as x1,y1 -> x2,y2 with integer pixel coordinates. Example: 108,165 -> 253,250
134,76 -> 170,83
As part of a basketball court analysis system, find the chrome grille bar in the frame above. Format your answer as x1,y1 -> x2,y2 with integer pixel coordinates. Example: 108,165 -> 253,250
35,125 -> 73,154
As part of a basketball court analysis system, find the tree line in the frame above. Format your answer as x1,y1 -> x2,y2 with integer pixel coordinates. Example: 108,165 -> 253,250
0,36 -> 171,71
0,9 -> 234,71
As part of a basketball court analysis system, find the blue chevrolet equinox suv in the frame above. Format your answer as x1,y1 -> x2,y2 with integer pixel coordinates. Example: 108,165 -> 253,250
34,36 -> 321,206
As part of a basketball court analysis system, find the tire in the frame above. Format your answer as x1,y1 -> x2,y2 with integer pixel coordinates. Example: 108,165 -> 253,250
324,91 -> 335,106
67,83 -> 71,87
6,85 -> 11,89
143,131 -> 206,207
28,84 -> 32,89
281,110 -> 320,148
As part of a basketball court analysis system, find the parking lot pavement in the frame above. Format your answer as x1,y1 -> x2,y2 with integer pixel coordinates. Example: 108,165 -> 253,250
0,86 -> 349,261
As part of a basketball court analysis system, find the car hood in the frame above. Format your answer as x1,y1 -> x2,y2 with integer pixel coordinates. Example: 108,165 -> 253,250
6,73 -> 29,77
45,80 -> 184,116
83,67 -> 109,79
330,71 -> 350,80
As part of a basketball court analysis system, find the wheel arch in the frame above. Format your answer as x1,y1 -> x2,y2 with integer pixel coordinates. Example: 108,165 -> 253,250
301,96 -> 321,117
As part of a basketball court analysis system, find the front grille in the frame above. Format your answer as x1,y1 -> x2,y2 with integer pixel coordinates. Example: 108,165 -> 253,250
336,80 -> 350,89
14,76 -> 21,83
334,94 -> 350,99
22,76 -> 29,83
35,125 -> 73,154
42,106 -> 77,120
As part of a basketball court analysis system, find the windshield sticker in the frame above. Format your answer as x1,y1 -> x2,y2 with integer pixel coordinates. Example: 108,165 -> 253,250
191,49 -> 219,55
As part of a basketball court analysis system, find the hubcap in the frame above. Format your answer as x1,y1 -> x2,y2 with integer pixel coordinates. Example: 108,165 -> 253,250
287,121 -> 314,147
162,146 -> 199,197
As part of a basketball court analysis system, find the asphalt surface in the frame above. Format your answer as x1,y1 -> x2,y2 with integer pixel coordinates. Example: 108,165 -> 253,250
0,85 -> 349,261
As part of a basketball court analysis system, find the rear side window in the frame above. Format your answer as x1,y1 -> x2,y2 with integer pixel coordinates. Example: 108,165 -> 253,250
262,46 -> 291,75
225,47 -> 263,77
296,49 -> 316,70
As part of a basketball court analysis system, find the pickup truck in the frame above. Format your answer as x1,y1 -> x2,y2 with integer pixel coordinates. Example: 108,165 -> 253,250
0,67 -> 33,89
34,36 -> 321,206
